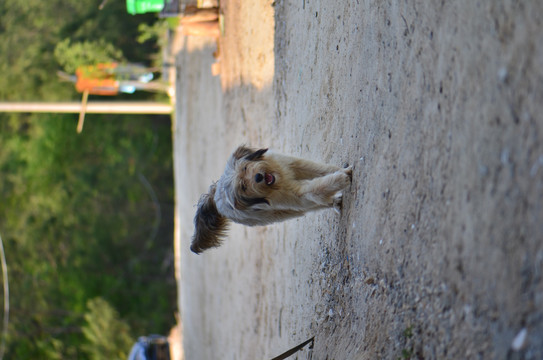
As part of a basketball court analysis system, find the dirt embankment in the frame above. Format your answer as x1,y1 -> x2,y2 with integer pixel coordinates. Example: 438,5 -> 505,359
173,1 -> 543,359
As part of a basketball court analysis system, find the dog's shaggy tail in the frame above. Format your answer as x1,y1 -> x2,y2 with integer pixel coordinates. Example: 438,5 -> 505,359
191,184 -> 230,254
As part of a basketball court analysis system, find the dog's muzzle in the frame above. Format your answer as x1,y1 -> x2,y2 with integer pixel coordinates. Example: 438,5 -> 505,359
255,173 -> 275,185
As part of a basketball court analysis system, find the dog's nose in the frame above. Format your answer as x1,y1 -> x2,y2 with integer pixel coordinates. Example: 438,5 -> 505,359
255,173 -> 264,183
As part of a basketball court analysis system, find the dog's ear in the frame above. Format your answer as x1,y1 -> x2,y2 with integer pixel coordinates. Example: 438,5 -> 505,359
232,145 -> 255,160
191,184 -> 230,254
232,146 -> 268,161
244,148 -> 268,161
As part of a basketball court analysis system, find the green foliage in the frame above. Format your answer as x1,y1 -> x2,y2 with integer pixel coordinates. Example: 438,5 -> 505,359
403,326 -> 413,339
0,114 -> 176,359
398,325 -> 417,360
138,21 -> 168,44
137,19 -> 177,67
54,39 -> 125,74
0,0 -> 158,101
400,348 -> 414,359
0,2 -> 175,357
82,298 -> 133,360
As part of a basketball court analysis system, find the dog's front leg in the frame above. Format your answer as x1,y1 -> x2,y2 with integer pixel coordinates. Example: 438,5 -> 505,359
299,167 -> 352,207
287,157 -> 343,179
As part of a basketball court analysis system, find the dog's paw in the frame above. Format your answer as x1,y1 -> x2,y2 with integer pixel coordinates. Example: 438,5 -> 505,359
333,167 -> 352,189
332,191 -> 343,213
343,166 -> 353,181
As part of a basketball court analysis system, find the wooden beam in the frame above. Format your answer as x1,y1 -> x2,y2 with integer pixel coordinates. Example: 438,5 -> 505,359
0,102 -> 173,114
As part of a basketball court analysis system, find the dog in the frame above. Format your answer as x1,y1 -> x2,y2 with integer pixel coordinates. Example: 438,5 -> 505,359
190,146 -> 352,253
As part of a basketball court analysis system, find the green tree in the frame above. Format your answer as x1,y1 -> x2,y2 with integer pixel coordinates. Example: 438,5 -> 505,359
0,0 -> 158,101
0,115 -> 176,359
54,39 -> 125,74
82,298 -> 134,360
0,1 -> 175,358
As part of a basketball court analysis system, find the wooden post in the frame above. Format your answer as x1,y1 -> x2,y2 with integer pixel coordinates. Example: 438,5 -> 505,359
77,90 -> 89,133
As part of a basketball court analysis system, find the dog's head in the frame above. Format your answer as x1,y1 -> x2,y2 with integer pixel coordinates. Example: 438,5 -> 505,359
191,183 -> 230,254
216,146 -> 278,212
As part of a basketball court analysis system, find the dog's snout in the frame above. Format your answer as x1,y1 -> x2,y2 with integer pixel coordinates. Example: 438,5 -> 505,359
255,173 -> 264,183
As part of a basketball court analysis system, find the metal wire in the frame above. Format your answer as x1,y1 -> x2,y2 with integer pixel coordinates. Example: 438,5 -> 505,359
0,232 -> 9,360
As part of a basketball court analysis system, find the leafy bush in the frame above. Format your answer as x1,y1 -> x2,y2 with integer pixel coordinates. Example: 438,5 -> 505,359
54,39 -> 125,74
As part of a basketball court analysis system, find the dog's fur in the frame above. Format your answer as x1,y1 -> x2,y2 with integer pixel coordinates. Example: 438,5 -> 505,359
191,146 -> 352,253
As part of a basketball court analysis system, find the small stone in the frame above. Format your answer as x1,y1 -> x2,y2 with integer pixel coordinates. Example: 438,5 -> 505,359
511,328 -> 527,351
498,67 -> 508,82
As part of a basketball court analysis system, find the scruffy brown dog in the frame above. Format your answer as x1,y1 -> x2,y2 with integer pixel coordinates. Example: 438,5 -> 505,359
191,146 -> 352,253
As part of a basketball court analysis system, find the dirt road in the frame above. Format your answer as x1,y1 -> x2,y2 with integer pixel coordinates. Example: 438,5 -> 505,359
173,1 -> 543,359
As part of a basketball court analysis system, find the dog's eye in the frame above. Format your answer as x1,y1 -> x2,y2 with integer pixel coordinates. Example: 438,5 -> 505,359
241,182 -> 247,192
